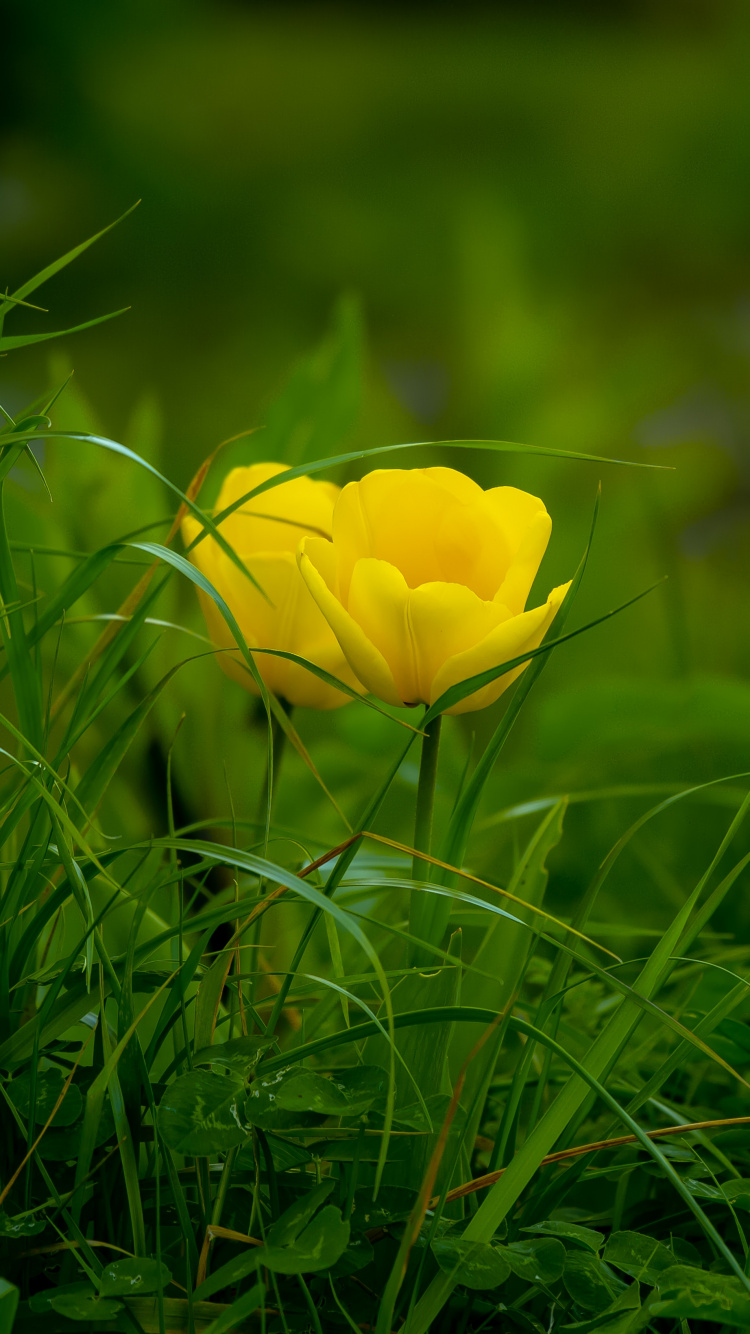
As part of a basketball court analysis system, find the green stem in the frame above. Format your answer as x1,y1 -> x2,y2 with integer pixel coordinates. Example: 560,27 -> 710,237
412,715 -> 442,877
254,706 -> 288,833
409,713 -> 442,962
209,1145 -> 238,1233
252,706 -> 289,1007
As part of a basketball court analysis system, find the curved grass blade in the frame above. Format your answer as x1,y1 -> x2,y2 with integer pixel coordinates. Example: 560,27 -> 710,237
249,648 -> 425,734
0,307 -> 130,353
0,482 -> 43,747
209,441 -> 668,541
424,578 -> 663,723
265,692 -> 351,830
0,544 -> 123,687
356,832 -> 618,959
0,202 -> 140,322
2,435 -> 264,598
74,653 -> 213,817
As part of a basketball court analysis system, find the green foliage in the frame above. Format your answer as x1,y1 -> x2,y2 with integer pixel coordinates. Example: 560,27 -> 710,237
0,1281 -> 19,1334
2,219 -> 750,1334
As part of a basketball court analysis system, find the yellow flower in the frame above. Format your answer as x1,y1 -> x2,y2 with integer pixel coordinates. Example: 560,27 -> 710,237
297,466 -> 570,715
181,462 -> 360,709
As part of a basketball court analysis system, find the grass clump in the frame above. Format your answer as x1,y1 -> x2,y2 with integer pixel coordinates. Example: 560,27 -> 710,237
1,219 -> 750,1334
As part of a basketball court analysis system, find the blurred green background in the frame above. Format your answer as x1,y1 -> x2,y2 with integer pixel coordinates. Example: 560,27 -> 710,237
2,0 -> 750,944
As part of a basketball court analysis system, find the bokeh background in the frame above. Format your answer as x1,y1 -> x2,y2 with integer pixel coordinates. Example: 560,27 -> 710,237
2,0 -> 750,942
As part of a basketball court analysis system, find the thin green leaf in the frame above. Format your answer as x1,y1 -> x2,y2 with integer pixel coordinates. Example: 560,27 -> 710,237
0,202 -> 140,319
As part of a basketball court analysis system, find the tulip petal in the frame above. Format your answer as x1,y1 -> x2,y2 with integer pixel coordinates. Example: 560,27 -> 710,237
484,485 -> 548,551
430,581 -> 571,715
342,468 -> 540,602
184,462 -> 338,560
298,539 -> 404,708
495,508 -> 552,614
421,467 -> 484,503
348,558 -> 418,704
192,545 -> 356,709
333,478 -> 373,603
353,469 -> 477,591
407,582 -> 509,703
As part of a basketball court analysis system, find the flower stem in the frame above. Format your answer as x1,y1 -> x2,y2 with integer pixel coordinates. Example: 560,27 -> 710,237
409,713 -> 442,959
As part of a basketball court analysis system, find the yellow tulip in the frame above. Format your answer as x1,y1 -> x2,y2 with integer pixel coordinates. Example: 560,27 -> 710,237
297,466 -> 570,715
181,462 -> 360,709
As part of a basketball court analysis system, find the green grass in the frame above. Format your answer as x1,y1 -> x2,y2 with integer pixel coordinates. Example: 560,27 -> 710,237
2,223 -> 750,1334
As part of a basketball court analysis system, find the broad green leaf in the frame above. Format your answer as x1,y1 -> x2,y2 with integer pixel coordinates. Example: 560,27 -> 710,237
563,1251 -> 627,1313
328,1065 -> 390,1111
99,1257 -> 172,1297
680,1173 -> 750,1210
669,1237 -> 703,1267
391,1093 -> 453,1131
194,1036 -> 275,1074
29,1283 -> 92,1313
653,1264 -> 750,1327
431,1238 -> 511,1291
195,1205 -> 350,1299
331,1235 -> 375,1277
561,1282 -> 640,1333
0,1213 -> 46,1237
722,1178 -> 750,1210
718,1016 -> 750,1053
350,1186 -> 419,1231
158,1069 -> 249,1154
495,1308 -> 546,1334
266,1180 -> 335,1247
603,1231 -> 676,1284
236,1134 -> 312,1172
49,1287 -> 123,1321
523,1219 -> 604,1253
497,1237 -> 566,1285
274,1069 -> 351,1116
6,1068 -> 82,1126
275,1065 -> 387,1117
37,1102 -> 115,1161
262,1205 -> 350,1275
678,1177 -> 724,1200
243,1066 -> 324,1131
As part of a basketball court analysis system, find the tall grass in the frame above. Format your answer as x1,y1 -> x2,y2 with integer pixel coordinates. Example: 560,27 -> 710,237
1,220 -> 750,1334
